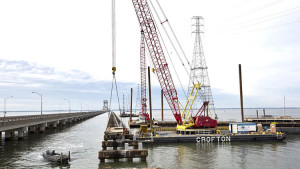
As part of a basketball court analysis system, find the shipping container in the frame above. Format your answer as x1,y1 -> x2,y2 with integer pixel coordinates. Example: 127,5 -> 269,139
229,123 -> 256,134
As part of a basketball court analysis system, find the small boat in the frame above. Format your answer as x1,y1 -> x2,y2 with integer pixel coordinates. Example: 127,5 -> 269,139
42,150 -> 70,163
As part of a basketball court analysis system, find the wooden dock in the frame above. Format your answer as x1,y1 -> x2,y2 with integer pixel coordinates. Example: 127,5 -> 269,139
245,117 -> 300,134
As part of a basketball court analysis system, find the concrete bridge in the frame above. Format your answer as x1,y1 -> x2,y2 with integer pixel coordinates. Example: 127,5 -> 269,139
0,111 -> 106,141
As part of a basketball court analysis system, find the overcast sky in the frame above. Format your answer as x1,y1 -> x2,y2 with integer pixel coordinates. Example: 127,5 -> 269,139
0,0 -> 300,112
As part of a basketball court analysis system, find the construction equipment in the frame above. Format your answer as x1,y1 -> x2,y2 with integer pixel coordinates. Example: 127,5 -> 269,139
132,0 -> 216,129
177,84 -> 217,130
132,0 -> 182,125
139,30 -> 149,121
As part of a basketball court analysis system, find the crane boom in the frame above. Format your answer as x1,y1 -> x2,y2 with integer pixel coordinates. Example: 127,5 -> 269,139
140,30 -> 149,120
132,0 -> 182,125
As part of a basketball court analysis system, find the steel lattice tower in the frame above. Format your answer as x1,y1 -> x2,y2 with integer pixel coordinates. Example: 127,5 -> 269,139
188,16 -> 216,117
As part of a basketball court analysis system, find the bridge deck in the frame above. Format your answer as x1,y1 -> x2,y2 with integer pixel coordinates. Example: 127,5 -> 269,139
0,111 -> 105,132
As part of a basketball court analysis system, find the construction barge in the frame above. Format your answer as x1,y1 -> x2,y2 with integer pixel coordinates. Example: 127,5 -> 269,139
137,131 -> 286,143
135,122 -> 286,143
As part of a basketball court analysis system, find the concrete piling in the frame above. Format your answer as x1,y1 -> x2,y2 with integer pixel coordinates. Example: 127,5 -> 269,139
5,131 -> 12,141
11,131 -> 15,139
60,120 -> 67,126
18,128 -> 25,140
52,121 -> 58,128
39,124 -> 46,133
29,126 -> 36,134
45,123 -> 49,129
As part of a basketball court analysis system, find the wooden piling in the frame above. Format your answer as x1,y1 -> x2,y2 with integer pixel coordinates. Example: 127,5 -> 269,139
130,88 -> 133,123
263,108 -> 266,118
102,140 -> 139,149
239,64 -> 244,123
256,110 -> 258,118
98,149 -> 148,162
148,66 -> 152,129
161,89 -> 163,121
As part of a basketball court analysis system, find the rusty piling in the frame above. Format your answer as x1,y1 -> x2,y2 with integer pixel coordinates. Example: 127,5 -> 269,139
239,64 -> 244,123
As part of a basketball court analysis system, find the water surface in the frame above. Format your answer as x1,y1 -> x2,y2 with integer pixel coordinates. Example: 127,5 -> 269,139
0,109 -> 299,168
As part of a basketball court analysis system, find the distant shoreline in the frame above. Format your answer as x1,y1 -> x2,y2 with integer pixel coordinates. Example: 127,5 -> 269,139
4,107 -> 298,112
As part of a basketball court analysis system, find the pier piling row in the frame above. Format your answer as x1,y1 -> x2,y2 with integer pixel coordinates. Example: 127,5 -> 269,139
99,112 -> 148,162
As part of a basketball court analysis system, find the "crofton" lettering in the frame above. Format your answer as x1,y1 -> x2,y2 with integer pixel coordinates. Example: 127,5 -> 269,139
196,136 -> 231,143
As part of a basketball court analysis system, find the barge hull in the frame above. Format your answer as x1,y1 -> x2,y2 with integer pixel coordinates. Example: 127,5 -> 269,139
138,133 -> 285,143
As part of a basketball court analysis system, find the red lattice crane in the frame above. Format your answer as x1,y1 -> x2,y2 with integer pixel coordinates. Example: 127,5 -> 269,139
140,30 -> 149,121
132,0 -> 182,125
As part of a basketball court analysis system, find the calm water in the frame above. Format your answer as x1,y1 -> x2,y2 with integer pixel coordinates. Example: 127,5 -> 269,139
0,108 -> 299,169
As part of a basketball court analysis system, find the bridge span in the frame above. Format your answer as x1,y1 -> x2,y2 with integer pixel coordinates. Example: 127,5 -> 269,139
0,111 -> 106,140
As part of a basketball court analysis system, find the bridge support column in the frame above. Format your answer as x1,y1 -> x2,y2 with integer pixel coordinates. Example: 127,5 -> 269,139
11,131 -> 15,139
18,127 -> 27,140
5,131 -> 12,141
60,120 -> 67,126
29,126 -> 36,134
52,121 -> 58,128
39,124 -> 46,133
45,123 -> 49,129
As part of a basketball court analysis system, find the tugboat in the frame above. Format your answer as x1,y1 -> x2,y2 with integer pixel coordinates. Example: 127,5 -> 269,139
42,150 -> 70,163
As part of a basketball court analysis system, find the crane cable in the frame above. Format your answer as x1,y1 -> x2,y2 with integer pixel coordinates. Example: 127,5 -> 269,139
148,1 -> 187,98
151,0 -> 199,86
108,74 -> 123,127
149,0 -> 191,80
109,0 -> 123,127
156,0 -> 191,67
